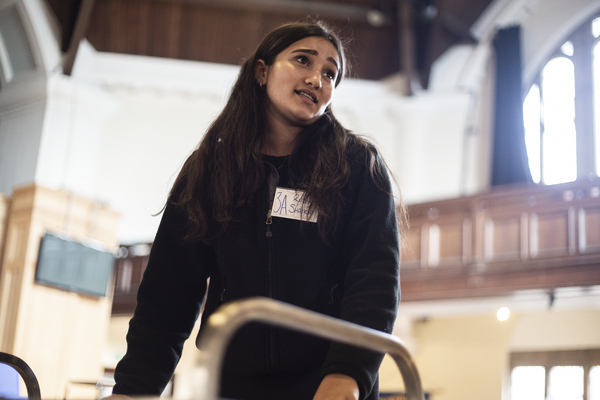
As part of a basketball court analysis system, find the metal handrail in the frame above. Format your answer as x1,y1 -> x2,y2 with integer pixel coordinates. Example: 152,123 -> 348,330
195,297 -> 424,400
0,352 -> 42,400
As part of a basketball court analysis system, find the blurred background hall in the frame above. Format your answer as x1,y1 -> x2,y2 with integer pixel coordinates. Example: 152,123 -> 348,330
0,0 -> 600,399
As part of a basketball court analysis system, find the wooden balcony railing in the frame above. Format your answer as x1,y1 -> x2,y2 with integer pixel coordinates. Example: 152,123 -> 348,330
111,178 -> 600,314
399,178 -> 600,301
111,244 -> 151,315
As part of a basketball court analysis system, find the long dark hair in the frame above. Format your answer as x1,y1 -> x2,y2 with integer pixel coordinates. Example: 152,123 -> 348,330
170,21 -> 404,241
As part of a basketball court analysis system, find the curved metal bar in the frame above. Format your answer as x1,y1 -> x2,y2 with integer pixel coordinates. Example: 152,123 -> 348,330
195,297 -> 423,400
0,352 -> 42,400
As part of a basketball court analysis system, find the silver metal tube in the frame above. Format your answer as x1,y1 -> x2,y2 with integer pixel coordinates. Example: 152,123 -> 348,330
195,297 -> 424,400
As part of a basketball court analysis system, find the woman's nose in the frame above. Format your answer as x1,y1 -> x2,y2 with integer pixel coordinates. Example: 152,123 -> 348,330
305,70 -> 321,88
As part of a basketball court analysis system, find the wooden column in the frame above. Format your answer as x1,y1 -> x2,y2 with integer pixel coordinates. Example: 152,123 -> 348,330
0,184 -> 119,399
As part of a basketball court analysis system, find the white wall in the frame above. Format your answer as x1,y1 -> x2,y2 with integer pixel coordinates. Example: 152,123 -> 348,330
509,309 -> 600,351
71,44 -> 239,242
0,100 -> 45,193
35,75 -> 119,198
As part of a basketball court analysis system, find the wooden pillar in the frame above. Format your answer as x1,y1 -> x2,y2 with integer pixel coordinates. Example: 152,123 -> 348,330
0,194 -> 10,272
0,184 -> 119,399
398,0 -> 421,95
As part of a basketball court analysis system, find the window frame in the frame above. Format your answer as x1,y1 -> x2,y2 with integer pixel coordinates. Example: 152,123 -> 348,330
510,349 -> 600,400
0,0 -> 43,91
524,13 -> 600,184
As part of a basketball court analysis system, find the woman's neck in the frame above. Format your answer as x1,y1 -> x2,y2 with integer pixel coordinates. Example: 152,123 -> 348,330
261,123 -> 301,156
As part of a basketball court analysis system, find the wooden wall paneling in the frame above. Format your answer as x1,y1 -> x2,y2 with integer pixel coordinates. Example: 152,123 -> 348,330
186,6 -> 249,63
147,1 -> 182,58
401,199 -> 474,271
435,217 -> 467,268
530,208 -> 573,259
0,195 -> 10,273
179,6 -> 212,62
415,215 -> 470,268
108,0 -> 135,54
483,212 -> 523,263
472,199 -> 486,267
346,22 -> 399,79
179,6 -> 252,64
520,211 -> 529,261
400,224 -> 421,270
463,217 -> 473,266
400,272 -> 472,301
427,222 -> 440,267
136,0 -> 151,54
400,178 -> 600,301
402,262 -> 600,301
579,204 -> 600,254
133,0 -> 156,55
112,246 -> 150,315
420,223 -> 429,269
80,0 -> 404,79
86,0 -> 153,57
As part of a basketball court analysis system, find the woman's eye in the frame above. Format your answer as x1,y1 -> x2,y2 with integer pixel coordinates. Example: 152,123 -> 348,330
324,71 -> 335,80
296,56 -> 308,65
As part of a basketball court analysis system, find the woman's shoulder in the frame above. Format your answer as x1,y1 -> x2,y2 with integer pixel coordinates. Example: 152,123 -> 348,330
345,134 -> 382,169
344,133 -> 394,196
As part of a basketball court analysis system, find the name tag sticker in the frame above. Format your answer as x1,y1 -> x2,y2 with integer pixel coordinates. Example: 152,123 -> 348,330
271,187 -> 318,223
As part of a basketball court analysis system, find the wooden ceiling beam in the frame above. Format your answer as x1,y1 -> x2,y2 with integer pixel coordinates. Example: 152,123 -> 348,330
398,0 -> 420,94
63,0 -> 96,76
150,0 -> 371,21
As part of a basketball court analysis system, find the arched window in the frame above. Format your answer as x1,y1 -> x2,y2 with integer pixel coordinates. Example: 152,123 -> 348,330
594,29 -> 600,176
0,2 -> 37,89
524,15 -> 600,184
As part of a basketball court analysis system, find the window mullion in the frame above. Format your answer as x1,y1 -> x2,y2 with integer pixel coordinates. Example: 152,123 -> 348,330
584,365 -> 589,400
545,363 -> 551,400
573,22 -> 596,179
536,75 -> 545,184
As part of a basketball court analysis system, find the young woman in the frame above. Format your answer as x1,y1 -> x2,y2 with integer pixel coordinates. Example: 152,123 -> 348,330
111,21 -> 402,400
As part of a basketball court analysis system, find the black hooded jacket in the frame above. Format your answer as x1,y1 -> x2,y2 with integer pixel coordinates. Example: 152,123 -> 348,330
113,141 -> 400,400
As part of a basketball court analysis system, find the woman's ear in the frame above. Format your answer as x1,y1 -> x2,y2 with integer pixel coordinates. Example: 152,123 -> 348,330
255,59 -> 268,86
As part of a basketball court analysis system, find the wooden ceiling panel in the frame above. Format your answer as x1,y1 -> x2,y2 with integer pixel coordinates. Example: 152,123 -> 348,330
347,22 -> 400,78
186,7 -> 264,64
84,0 -> 399,79
51,0 -> 493,82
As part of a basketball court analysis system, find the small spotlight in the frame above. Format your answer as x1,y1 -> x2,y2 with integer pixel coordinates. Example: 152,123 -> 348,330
366,9 -> 386,27
423,5 -> 438,20
497,307 -> 510,321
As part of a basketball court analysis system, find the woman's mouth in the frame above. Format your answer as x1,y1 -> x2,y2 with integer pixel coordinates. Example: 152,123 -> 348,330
295,90 -> 317,103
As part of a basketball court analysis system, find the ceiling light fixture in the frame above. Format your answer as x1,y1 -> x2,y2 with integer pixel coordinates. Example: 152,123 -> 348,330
497,307 -> 510,321
366,9 -> 386,27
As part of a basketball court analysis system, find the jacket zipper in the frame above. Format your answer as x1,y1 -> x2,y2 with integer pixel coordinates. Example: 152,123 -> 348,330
265,209 -> 277,371
266,210 -> 273,238
265,209 -> 273,299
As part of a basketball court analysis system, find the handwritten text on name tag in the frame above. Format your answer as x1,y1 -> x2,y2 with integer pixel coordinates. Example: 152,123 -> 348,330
271,187 -> 318,223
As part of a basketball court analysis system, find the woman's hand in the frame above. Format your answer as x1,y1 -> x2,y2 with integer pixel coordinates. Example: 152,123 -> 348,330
101,395 -> 133,400
313,373 -> 360,400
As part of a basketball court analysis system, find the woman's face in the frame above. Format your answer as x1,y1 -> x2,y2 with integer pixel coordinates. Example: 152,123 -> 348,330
256,36 -> 340,131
